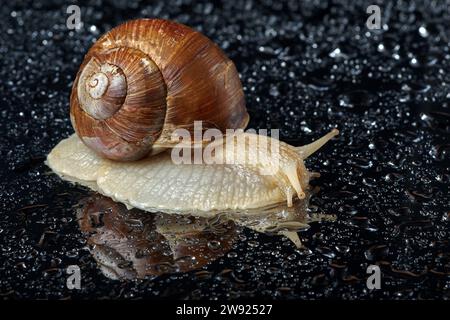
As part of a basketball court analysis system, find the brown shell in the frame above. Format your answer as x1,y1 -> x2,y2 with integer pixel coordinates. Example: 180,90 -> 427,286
71,18 -> 249,161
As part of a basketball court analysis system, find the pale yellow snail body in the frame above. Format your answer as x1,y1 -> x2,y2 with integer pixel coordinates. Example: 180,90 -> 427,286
47,130 -> 338,215
47,18 -> 339,215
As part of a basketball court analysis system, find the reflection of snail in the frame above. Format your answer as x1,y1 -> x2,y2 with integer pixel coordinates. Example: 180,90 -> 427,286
77,195 -> 239,280
47,18 -> 339,213
77,194 -> 329,281
70,19 -> 248,161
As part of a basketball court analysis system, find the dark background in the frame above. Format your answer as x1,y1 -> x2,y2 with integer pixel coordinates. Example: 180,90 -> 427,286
0,0 -> 449,299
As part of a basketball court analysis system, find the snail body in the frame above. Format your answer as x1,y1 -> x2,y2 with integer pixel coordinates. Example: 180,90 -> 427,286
46,130 -> 338,215
71,19 -> 249,161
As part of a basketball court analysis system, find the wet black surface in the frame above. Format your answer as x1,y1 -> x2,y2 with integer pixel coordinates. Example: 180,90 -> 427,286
1,0 -> 449,299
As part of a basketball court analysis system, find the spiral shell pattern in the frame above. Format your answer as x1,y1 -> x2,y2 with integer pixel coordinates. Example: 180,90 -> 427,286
71,19 -> 249,161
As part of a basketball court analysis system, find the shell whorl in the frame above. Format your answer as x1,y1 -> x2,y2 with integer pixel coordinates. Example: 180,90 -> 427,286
78,61 -> 127,120
71,46 -> 167,161
70,19 -> 249,161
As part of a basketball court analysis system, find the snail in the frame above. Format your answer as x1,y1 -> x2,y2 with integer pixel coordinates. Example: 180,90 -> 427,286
47,18 -> 340,214
71,19 -> 249,161
46,129 -> 338,215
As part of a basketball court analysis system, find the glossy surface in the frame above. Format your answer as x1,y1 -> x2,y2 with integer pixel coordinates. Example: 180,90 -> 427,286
0,0 -> 449,299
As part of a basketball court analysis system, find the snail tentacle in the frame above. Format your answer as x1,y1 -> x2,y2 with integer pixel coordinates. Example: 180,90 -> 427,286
296,129 -> 339,159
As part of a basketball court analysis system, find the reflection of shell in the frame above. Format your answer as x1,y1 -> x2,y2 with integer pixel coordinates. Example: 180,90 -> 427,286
70,19 -> 249,161
77,195 -> 239,280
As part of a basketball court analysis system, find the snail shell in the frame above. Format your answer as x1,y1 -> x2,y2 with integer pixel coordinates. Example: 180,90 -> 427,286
71,19 -> 249,161
46,130 -> 338,215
